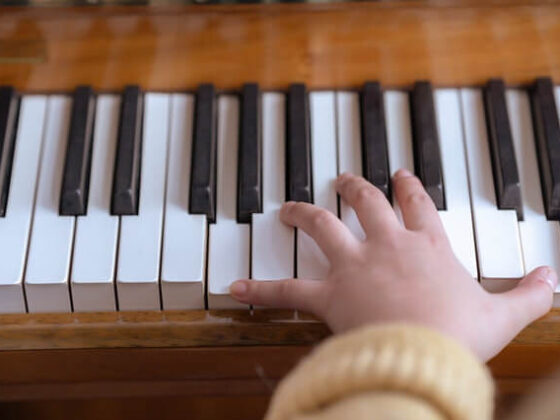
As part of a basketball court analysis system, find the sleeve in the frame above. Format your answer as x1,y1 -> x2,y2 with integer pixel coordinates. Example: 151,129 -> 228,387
264,323 -> 494,420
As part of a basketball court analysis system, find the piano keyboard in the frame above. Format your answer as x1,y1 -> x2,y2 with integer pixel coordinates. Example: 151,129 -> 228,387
1,79 -> 560,313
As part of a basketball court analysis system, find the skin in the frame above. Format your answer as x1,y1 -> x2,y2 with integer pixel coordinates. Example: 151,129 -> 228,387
230,170 -> 557,362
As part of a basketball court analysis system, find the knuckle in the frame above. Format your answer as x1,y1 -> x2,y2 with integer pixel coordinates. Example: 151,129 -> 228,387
278,279 -> 297,301
310,209 -> 335,230
405,191 -> 430,207
425,232 -> 445,248
354,184 -> 379,206
246,281 -> 264,299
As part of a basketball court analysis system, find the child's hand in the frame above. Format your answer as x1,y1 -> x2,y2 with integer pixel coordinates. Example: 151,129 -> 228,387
230,170 -> 557,361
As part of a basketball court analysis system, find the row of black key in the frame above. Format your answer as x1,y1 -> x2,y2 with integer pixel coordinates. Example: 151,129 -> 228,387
483,77 -> 560,222
1,79 -> 560,222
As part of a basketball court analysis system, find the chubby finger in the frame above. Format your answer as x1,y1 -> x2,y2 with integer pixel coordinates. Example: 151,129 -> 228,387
230,278 -> 326,314
280,201 -> 359,261
477,266 -> 557,360
335,173 -> 400,236
498,266 -> 556,333
393,169 -> 445,234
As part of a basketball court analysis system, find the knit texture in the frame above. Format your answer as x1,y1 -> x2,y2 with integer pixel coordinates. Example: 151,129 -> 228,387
265,324 -> 494,420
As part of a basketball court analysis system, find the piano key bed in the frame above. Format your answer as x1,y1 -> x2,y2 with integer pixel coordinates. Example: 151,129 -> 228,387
1,79 -> 560,314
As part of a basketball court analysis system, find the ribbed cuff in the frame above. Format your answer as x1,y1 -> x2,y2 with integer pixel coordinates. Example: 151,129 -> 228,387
265,323 -> 494,420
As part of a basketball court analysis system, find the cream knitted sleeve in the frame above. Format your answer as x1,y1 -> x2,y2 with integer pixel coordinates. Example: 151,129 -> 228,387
265,323 -> 494,420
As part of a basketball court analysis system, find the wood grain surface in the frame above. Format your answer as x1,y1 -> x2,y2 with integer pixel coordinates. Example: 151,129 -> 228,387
0,308 -> 558,350
0,309 -> 328,350
1,1 -> 560,91
0,311 -> 558,419
0,309 -> 559,406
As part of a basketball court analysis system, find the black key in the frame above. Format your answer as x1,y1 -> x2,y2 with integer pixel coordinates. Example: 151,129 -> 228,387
530,77 -> 560,220
483,79 -> 523,219
286,83 -> 312,203
361,82 -> 390,200
237,83 -> 262,223
409,81 -> 446,210
190,84 -> 217,223
111,85 -> 143,216
59,86 -> 96,216
0,87 -> 19,217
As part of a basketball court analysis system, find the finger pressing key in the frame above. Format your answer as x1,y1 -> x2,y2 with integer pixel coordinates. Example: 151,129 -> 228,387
230,277 -> 326,314
393,169 -> 445,235
336,173 -> 400,237
280,201 -> 359,262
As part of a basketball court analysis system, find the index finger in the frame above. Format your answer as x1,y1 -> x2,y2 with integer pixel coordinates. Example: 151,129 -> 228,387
280,201 -> 360,263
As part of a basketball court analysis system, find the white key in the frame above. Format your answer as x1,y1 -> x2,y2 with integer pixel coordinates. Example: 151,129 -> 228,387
0,97 -> 46,313
252,93 -> 294,281
117,93 -> 169,310
507,89 -> 560,296
71,95 -> 120,312
297,92 -> 338,280
208,95 -> 250,308
336,92 -> 365,240
434,90 -> 478,278
385,91 -> 414,224
161,94 -> 207,310
460,89 -> 524,288
25,96 -> 74,313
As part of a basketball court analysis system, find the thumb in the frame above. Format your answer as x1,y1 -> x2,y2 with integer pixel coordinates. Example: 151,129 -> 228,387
229,278 -> 326,314
499,266 -> 557,331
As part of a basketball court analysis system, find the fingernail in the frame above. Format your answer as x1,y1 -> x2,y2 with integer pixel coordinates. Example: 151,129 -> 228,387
393,169 -> 413,179
336,172 -> 351,186
544,268 -> 558,290
230,281 -> 248,297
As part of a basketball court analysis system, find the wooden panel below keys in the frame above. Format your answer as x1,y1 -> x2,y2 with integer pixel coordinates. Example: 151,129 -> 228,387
1,1 -> 560,90
0,308 -> 559,420
0,308 -> 557,348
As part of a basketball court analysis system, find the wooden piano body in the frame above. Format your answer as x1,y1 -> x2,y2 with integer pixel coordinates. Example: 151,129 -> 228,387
2,1 -> 560,418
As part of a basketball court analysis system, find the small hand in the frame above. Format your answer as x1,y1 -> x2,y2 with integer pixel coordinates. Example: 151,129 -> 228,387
230,170 -> 557,361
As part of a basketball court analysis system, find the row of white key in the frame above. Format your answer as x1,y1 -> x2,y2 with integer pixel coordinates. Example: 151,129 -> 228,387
508,89 -> 560,303
2,88 -> 560,313
462,88 -> 560,301
0,94 -> 205,313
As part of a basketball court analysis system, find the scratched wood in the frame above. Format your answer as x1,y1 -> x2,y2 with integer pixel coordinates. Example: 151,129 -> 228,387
0,310 -> 327,350
0,308 -> 558,350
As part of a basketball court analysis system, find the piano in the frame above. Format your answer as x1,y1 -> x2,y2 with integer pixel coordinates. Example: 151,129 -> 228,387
2,1 -> 560,419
